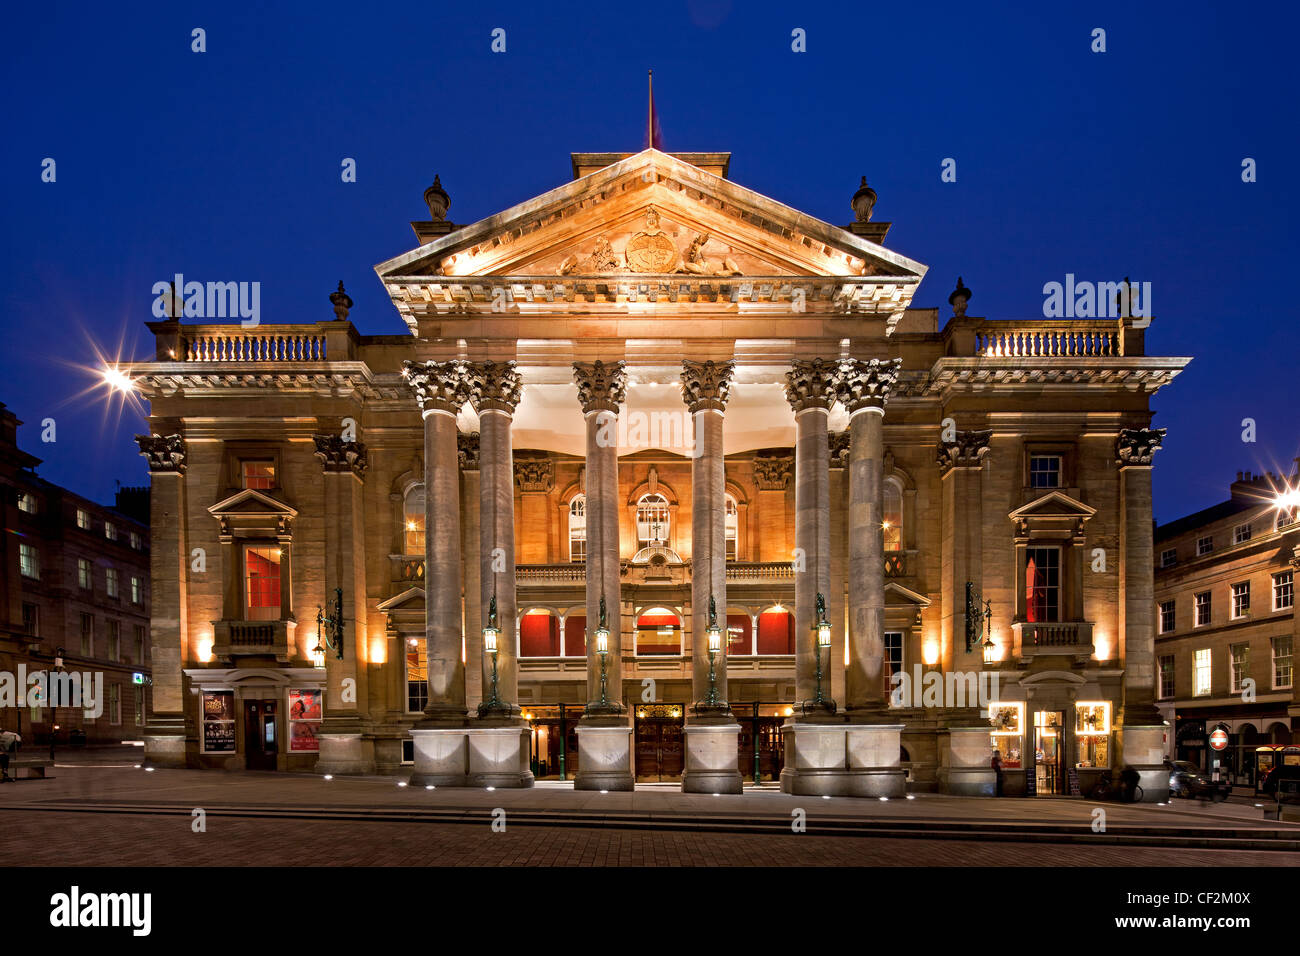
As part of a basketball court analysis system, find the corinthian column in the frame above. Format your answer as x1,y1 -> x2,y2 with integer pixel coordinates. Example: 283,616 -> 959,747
402,361 -> 470,723
784,359 -> 839,714
682,360 -> 735,714
134,433 -> 188,768
836,358 -> 901,715
680,360 -> 742,794
466,361 -> 523,717
1115,426 -> 1168,801
571,360 -> 635,791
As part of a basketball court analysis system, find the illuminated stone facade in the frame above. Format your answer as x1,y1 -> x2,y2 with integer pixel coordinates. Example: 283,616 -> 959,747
132,149 -> 1189,798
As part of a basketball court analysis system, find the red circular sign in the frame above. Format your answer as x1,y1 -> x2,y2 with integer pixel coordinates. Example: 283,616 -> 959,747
1209,728 -> 1229,751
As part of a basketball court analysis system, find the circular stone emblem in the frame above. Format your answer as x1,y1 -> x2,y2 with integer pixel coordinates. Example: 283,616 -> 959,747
624,232 -> 679,273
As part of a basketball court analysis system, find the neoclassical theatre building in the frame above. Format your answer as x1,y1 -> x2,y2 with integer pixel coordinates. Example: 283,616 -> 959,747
133,149 -> 1189,798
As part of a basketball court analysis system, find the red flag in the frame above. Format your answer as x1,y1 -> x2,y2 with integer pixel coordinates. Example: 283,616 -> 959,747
1026,555 -> 1039,623
646,70 -> 663,150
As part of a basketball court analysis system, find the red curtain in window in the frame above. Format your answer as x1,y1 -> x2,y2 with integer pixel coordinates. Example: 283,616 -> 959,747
756,610 -> 794,655
1026,554 -> 1040,623
565,615 -> 586,657
726,614 -> 752,653
246,548 -> 281,617
519,614 -> 560,657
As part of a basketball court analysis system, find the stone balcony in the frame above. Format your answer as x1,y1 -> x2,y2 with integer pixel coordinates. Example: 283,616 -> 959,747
1011,621 -> 1094,662
211,619 -> 296,662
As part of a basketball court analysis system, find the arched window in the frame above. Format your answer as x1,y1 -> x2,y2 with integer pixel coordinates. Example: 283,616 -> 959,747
756,606 -> 795,655
403,485 -> 425,555
635,607 -> 681,656
725,494 -> 739,560
568,495 -> 586,563
636,493 -> 670,548
883,480 -> 903,552
519,609 -> 560,657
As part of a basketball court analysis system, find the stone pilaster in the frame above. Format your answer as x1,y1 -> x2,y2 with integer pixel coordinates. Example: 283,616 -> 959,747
937,428 -> 992,677
837,358 -> 901,716
753,454 -> 792,562
1115,426 -> 1169,800
134,433 -> 189,768
515,457 -> 554,564
572,360 -> 634,790
402,361 -> 470,731
312,433 -> 373,774
783,359 -> 839,715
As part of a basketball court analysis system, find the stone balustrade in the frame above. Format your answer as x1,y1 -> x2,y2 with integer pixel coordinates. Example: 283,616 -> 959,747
974,321 -> 1120,358
183,327 -> 328,362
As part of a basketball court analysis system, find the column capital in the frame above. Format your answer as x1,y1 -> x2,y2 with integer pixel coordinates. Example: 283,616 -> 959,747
937,428 -> 992,474
572,360 -> 627,413
135,433 -> 186,474
515,456 -> 555,493
312,435 -> 368,477
680,360 -> 735,413
784,359 -> 838,412
1116,427 -> 1166,468
457,431 -> 481,471
402,359 -> 470,415
835,357 -> 902,414
753,453 -> 793,491
466,360 -> 523,414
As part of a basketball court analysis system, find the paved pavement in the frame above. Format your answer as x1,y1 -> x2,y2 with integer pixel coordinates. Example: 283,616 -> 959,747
2,749 -> 1296,866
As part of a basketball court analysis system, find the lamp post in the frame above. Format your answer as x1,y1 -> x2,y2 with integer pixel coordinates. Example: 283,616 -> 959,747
477,594 -> 517,717
314,587 -> 345,662
698,595 -> 724,712
588,594 -> 614,715
802,592 -> 836,715
964,581 -> 993,654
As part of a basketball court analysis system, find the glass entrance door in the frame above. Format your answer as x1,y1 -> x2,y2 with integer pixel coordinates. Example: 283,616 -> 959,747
1033,710 -> 1064,796
244,700 -> 278,771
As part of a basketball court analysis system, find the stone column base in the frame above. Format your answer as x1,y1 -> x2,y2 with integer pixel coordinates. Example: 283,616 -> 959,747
778,719 -> 907,798
407,726 -> 469,787
682,719 -> 743,794
573,717 -> 635,791
467,719 -> 535,788
1119,723 -> 1171,802
315,733 -> 375,775
142,716 -> 188,769
938,726 -> 996,796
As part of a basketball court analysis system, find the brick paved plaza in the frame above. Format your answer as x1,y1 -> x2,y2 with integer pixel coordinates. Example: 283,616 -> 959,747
2,750 -> 1296,867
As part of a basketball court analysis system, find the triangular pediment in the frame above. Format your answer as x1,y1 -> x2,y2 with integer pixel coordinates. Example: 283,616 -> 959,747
207,488 -> 299,518
885,582 -> 932,607
376,149 -> 926,284
376,587 -> 425,612
1008,492 -> 1097,522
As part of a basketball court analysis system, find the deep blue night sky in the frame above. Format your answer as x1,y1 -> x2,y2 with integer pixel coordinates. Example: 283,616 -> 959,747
3,1 -> 1297,522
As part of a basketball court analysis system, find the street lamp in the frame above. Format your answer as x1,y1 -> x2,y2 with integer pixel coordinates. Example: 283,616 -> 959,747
696,595 -> 725,713
477,594 -> 517,717
964,581 -> 993,653
802,592 -> 837,715
586,594 -> 621,716
314,587 -> 345,661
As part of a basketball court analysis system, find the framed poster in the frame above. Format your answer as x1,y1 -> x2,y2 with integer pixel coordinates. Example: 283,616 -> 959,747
287,688 -> 322,752
201,691 -> 236,753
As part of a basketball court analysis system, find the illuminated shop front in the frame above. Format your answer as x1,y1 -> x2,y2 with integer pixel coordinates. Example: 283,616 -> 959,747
988,699 -> 1114,796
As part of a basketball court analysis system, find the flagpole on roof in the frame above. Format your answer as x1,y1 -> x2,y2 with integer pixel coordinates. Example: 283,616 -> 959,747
647,69 -> 653,149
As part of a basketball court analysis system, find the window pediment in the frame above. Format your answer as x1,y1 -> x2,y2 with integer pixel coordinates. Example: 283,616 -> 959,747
208,488 -> 298,539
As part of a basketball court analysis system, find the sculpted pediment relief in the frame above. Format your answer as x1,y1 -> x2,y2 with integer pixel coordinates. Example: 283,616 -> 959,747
376,149 -> 925,283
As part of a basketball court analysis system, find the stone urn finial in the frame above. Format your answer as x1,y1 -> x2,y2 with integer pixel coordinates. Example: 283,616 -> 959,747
949,276 -> 972,317
851,176 -> 877,222
424,174 -> 450,221
329,280 -> 353,321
